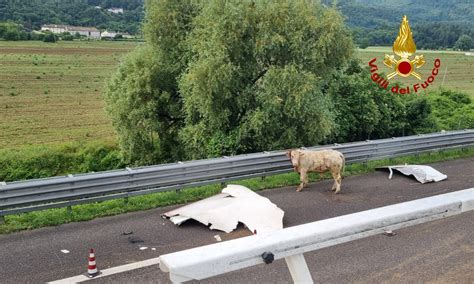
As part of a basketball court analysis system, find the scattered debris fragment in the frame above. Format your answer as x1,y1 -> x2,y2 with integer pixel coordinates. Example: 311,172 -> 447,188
139,247 -> 148,250
151,248 -> 156,251
60,249 -> 70,254
377,165 -> 447,183
383,230 -> 397,237
122,231 -> 133,235
163,185 -> 284,234
214,235 -> 222,242
128,236 -> 144,243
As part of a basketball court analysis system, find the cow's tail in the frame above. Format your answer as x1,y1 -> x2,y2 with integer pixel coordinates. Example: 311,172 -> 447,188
340,153 -> 346,179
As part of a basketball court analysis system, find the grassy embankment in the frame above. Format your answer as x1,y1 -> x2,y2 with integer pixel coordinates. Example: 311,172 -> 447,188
1,146 -> 473,234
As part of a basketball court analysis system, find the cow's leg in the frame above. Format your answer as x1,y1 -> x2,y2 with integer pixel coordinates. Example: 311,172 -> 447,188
297,170 -> 308,192
332,170 -> 342,194
331,177 -> 337,191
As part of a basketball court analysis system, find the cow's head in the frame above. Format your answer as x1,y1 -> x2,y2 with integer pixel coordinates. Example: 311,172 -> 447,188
286,149 -> 303,169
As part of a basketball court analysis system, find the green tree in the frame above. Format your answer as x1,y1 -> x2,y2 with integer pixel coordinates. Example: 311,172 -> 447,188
454,34 -> 473,51
105,0 -> 199,164
358,38 -> 370,49
43,32 -> 57,43
427,90 -> 474,130
105,0 -> 353,164
327,60 -> 437,142
0,22 -> 21,40
179,1 -> 353,159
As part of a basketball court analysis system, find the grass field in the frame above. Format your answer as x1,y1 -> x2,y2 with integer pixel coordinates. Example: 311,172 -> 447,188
0,42 -> 472,151
357,47 -> 474,96
0,40 -> 138,150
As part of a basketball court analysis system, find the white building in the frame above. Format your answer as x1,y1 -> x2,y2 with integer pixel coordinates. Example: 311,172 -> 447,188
101,30 -> 118,39
41,24 -> 67,34
68,26 -> 101,39
107,8 -> 124,14
101,31 -> 135,40
40,25 -> 101,40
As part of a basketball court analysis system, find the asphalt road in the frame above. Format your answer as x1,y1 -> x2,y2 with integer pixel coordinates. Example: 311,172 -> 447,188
0,158 -> 472,283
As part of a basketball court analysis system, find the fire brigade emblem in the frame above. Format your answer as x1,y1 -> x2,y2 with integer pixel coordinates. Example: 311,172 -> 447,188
384,16 -> 425,80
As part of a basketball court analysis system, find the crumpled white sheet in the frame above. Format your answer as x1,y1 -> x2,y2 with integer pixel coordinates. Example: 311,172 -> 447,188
382,165 -> 447,183
162,185 -> 284,234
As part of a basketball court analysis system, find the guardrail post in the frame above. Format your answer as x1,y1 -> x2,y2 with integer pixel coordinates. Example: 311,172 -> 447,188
0,216 -> 5,224
67,206 -> 72,214
284,254 -> 313,284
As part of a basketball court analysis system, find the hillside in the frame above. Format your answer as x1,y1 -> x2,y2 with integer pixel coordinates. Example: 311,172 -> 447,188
0,0 -> 144,34
336,0 -> 474,48
1,0 -> 472,47
339,0 -> 474,28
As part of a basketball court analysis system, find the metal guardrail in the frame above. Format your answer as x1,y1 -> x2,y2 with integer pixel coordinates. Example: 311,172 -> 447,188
158,188 -> 474,283
1,130 -> 473,217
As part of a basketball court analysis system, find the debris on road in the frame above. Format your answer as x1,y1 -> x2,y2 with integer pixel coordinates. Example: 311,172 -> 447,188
377,165 -> 447,183
139,247 -> 148,250
383,230 -> 397,237
162,184 -> 284,233
128,236 -> 144,243
122,231 -> 133,235
60,249 -> 70,254
214,235 -> 222,242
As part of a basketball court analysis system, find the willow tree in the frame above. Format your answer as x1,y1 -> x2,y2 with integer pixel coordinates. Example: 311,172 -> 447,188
105,0 -> 353,164
105,0 -> 199,164
179,1 -> 353,159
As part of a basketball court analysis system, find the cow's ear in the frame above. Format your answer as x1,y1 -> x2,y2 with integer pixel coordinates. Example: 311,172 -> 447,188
286,150 -> 292,158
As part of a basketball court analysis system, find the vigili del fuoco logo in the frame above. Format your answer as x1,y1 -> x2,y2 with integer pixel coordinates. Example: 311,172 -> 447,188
368,16 -> 441,94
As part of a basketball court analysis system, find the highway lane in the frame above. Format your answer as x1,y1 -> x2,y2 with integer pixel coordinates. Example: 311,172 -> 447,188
0,157 -> 472,283
90,211 -> 474,284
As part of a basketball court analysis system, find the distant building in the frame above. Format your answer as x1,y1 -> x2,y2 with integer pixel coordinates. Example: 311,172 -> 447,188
68,26 -> 101,39
107,8 -> 124,14
41,25 -> 101,39
101,30 -> 135,40
122,33 -> 134,39
41,24 -> 67,34
101,30 -> 118,39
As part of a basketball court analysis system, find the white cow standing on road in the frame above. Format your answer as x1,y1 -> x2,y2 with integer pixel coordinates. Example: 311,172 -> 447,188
286,149 -> 345,193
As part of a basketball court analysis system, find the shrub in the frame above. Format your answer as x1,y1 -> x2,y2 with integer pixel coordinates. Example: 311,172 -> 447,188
0,143 -> 124,182
43,32 -> 57,43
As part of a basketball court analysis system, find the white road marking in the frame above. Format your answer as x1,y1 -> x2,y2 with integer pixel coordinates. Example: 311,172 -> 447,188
48,257 -> 161,283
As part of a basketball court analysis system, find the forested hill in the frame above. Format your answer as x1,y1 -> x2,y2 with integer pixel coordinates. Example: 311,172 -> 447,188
333,0 -> 474,49
0,0 -> 472,47
338,0 -> 473,28
0,0 -> 144,34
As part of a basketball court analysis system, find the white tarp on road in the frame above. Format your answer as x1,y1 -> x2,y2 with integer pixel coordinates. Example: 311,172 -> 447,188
162,185 -> 284,234
380,165 -> 447,183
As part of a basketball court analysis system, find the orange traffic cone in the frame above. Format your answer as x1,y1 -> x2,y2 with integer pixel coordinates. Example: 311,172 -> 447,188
87,248 -> 99,277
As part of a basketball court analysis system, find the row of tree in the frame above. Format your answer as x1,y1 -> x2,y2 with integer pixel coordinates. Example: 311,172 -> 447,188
1,0 -> 473,49
354,23 -> 473,50
0,0 -> 143,35
104,0 -> 473,166
0,22 -> 131,42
